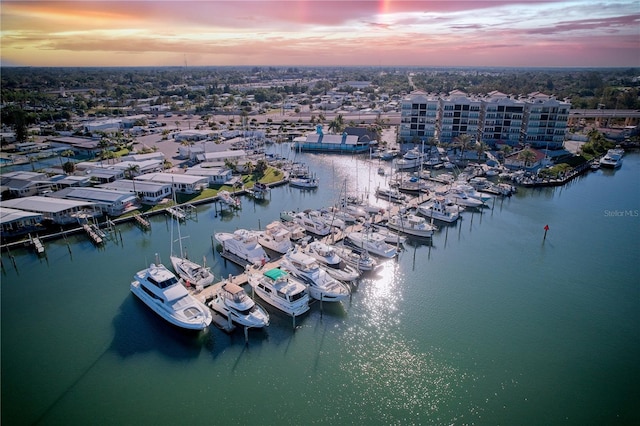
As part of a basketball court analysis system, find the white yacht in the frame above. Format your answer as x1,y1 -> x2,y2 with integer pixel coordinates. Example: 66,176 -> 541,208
332,244 -> 378,272
386,212 -> 437,237
257,221 -> 293,254
343,195 -> 386,216
218,190 -> 241,208
247,268 -> 310,317
170,255 -> 215,289
215,229 -> 270,266
289,176 -> 319,189
169,216 -> 214,289
307,209 -> 346,230
376,186 -> 407,203
130,261 -> 212,330
293,211 -> 332,236
278,220 -> 307,241
451,184 -> 492,203
206,281 -> 270,329
599,148 -> 624,168
370,224 -> 407,244
325,206 -> 357,224
446,188 -> 486,208
302,240 -> 342,268
417,198 -> 460,223
346,231 -> 398,258
395,148 -> 423,170
280,250 -> 350,302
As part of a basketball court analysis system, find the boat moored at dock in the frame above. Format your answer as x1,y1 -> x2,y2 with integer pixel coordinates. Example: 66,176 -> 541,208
247,268 -> 310,317
130,260 -> 212,331
206,281 -> 270,329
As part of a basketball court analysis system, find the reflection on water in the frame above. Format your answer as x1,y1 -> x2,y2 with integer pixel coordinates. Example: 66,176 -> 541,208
340,259 -> 480,423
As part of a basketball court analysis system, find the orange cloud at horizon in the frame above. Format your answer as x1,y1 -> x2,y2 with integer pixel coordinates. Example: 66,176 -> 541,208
1,1 -> 638,67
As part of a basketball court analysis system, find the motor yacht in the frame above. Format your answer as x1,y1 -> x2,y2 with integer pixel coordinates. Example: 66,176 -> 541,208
130,260 -> 212,330
446,188 -> 486,208
215,229 -> 270,266
332,244 -> 378,272
346,231 -> 398,258
257,221 -> 293,254
416,198 -> 460,224
386,212 -> 437,236
395,148 -> 423,170
289,176 -> 319,189
369,224 -> 407,244
280,250 -> 350,302
301,240 -> 342,268
247,268 -> 310,317
376,186 -> 407,203
292,211 -> 332,236
599,148 -> 624,168
206,281 -> 269,329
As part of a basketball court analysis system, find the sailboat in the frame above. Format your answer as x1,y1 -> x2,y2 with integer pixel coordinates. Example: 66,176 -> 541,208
169,185 -> 214,289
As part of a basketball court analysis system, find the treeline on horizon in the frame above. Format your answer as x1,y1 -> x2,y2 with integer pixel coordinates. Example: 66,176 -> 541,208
2,66 -> 639,123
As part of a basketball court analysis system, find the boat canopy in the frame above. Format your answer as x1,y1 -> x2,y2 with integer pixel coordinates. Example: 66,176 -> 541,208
264,268 -> 288,280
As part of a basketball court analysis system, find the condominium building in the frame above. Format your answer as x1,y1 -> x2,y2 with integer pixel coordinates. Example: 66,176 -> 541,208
480,91 -> 525,147
438,90 -> 482,143
399,91 -> 439,143
521,92 -> 570,150
399,90 -> 570,149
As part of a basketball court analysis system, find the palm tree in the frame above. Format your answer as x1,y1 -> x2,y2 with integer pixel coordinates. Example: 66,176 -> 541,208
518,148 -> 537,168
125,164 -> 140,196
454,134 -> 473,162
475,141 -> 488,161
59,149 -> 74,169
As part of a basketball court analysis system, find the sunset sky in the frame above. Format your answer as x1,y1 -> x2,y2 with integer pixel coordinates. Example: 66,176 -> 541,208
1,0 -> 638,68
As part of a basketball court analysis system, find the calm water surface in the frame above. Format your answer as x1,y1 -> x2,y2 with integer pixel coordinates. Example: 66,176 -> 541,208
2,149 -> 639,425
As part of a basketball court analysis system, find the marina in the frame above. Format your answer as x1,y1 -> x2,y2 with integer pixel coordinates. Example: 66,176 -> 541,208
1,149 -> 639,425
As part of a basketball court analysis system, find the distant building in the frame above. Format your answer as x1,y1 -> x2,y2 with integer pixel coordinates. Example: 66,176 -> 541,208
399,90 -> 571,149
0,206 -> 43,238
134,172 -> 209,194
1,196 -> 101,224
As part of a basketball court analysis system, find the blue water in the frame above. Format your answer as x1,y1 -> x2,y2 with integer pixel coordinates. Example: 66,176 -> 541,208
2,150 -> 639,425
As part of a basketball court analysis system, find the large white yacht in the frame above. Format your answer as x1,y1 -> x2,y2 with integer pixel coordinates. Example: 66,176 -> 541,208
170,254 -> 215,289
416,198 -> 460,224
599,148 -> 624,168
302,241 -> 360,282
346,231 -> 398,258
257,221 -> 293,254
206,281 -> 270,329
395,148 -> 423,170
332,244 -> 378,272
247,268 -> 310,317
215,229 -> 270,266
130,260 -> 212,330
292,211 -> 332,236
280,250 -> 350,302
301,240 -> 342,268
446,188 -> 486,208
386,212 -> 437,236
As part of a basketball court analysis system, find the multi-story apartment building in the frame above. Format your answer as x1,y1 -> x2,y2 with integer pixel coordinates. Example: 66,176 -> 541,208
438,90 -> 482,144
480,91 -> 525,147
400,90 -> 570,150
399,91 -> 439,143
521,92 -> 570,150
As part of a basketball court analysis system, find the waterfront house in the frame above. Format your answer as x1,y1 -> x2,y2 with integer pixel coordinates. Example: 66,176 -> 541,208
504,147 -> 546,170
1,171 -> 54,197
51,187 -> 138,216
98,180 -> 171,205
0,206 -> 43,238
134,172 -> 209,194
185,166 -> 233,185
1,196 -> 101,225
